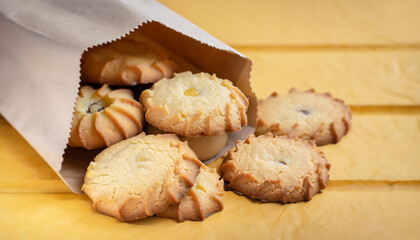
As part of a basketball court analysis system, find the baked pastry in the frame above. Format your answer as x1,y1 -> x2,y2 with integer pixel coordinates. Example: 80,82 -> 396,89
256,88 -> 351,146
68,84 -> 144,150
82,133 -> 202,221
221,133 -> 330,203
80,39 -> 178,86
181,134 -> 228,161
140,71 -> 249,137
145,125 -> 228,161
158,164 -> 224,221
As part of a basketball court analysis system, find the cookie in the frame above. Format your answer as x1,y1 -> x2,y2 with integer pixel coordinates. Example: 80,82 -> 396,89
158,164 -> 224,221
181,134 -> 228,161
221,133 -> 330,203
256,88 -> 351,146
68,84 -> 144,150
140,71 -> 249,137
80,39 -> 178,86
145,125 -> 228,161
82,133 -> 202,221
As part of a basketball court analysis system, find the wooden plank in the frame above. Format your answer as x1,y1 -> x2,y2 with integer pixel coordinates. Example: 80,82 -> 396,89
0,117 -> 70,193
0,191 -> 419,239
321,109 -> 420,181
159,0 -> 420,46
0,117 -> 63,181
242,47 -> 420,105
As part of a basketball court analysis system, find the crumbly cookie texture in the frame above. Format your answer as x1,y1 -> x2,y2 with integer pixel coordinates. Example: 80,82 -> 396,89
80,39 -> 178,86
68,84 -> 144,150
221,133 -> 330,203
158,164 -> 224,221
140,71 -> 249,137
256,88 -> 351,146
82,133 -> 202,221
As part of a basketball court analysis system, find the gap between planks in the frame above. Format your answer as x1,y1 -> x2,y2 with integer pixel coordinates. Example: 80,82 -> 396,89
234,44 -> 420,52
349,105 -> 420,114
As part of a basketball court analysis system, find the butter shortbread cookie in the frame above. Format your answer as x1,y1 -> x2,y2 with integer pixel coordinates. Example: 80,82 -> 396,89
68,84 -> 144,149
221,133 -> 330,203
140,71 -> 249,137
82,133 -> 202,221
81,39 -> 178,86
256,88 -> 351,146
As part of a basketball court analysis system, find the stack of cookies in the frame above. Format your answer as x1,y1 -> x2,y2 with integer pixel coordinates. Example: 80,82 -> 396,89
69,36 -> 352,222
140,71 -> 249,160
68,38 -> 250,222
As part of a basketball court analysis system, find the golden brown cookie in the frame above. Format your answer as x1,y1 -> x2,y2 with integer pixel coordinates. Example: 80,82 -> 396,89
145,125 -> 228,161
256,89 -> 351,146
140,71 -> 249,137
82,133 -> 202,221
80,39 -> 178,86
221,133 -> 330,203
158,164 -> 224,221
68,84 -> 144,150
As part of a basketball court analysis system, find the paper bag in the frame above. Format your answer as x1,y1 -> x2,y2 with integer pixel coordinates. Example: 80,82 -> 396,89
0,0 -> 256,193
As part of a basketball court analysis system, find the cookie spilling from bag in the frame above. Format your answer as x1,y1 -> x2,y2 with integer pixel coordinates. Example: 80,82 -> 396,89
69,37 -> 242,222
80,39 -> 179,86
221,133 -> 330,203
140,71 -> 249,161
82,133 -> 225,221
68,84 -> 145,150
256,88 -> 351,146
70,33 -> 341,222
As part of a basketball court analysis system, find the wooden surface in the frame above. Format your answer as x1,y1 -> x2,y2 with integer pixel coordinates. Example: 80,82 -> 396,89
1,0 -> 420,239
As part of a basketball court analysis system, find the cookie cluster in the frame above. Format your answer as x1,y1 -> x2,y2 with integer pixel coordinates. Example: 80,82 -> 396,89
68,38 -> 249,221
70,37 -> 351,222
69,38 -> 249,159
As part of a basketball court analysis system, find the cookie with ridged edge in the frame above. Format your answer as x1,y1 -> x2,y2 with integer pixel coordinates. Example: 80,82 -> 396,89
256,88 -> 351,146
82,133 -> 202,221
68,84 -> 145,150
140,71 -> 249,137
158,164 -> 224,221
221,133 -> 330,203
80,39 -> 178,86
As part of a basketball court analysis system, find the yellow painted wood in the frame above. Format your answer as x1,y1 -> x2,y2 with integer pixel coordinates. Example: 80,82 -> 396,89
159,0 -> 420,46
243,47 -> 420,105
321,109 -> 420,181
1,1 -> 420,238
1,191 -> 419,239
0,118 -> 60,181
0,117 -> 69,193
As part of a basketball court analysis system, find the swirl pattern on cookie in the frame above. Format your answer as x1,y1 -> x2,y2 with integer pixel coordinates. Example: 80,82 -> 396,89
82,133 -> 202,221
221,133 -> 330,203
80,39 -> 178,86
68,84 -> 144,149
140,71 -> 249,137
158,164 -> 224,221
256,88 -> 351,146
